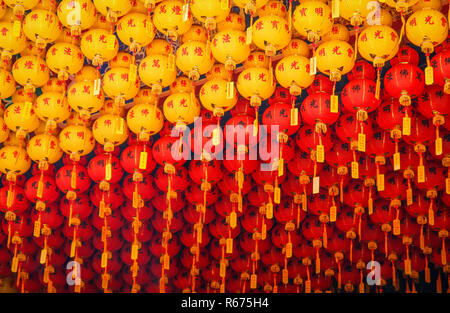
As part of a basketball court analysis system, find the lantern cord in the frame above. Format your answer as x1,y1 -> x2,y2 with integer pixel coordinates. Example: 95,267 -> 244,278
392,260 -> 396,287
349,239 -> 353,264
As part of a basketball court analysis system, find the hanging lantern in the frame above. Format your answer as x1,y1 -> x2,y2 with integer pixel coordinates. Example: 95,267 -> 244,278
211,28 -> 250,71
93,0 -> 133,23
116,12 -> 155,52
12,55 -> 49,94
57,0 -> 96,36
4,102 -> 40,139
80,28 -> 119,66
252,13 -> 291,56
92,114 -> 129,152
163,91 -> 201,128
0,21 -> 27,61
22,9 -> 62,49
431,49 -> 450,94
59,125 -> 96,161
406,8 -> 448,86
190,0 -> 230,30
176,40 -> 214,80
292,1 -> 332,43
139,53 -> 177,95
152,0 -> 193,40
35,92 -> 71,132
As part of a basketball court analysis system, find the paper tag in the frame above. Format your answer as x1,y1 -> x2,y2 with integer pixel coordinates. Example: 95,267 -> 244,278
404,259 -> 411,275
330,206 -> 337,222
24,101 -> 32,119
290,108 -> 298,126
105,163 -> 112,181
359,283 -> 365,293
315,258 -> 320,274
435,138 -> 443,156
266,203 -> 273,219
446,178 -> 450,195
278,158 -> 284,177
406,188 -> 413,205
253,119 -> 258,137
274,187 -> 281,204
131,244 -> 139,260
43,267 -> 50,283
305,280 -> 311,293
93,79 -> 101,96
11,256 -> 18,273
226,238 -> 233,254
226,81 -> 234,99
250,274 -> 257,289
101,252 -> 108,268
33,220 -> 41,238
163,254 -> 170,270
230,212 -> 237,228
40,248 -> 47,264
262,223 -> 267,240
220,260 -> 226,278
302,194 -> 307,212
358,133 -> 366,152
377,174 -> 385,191
285,243 -> 292,258
139,151 -> 148,170
368,197 -> 373,215
393,219 -> 401,236
332,0 -> 340,18
70,239 -> 76,257
417,165 -> 425,183
37,180 -> 44,199
115,118 -> 124,134
182,3 -> 189,21
330,95 -> 339,113
425,267 -> 431,283
107,35 -> 116,50
313,176 -> 320,194
428,207 -> 434,226
309,57 -> 317,75
246,27 -> 252,45
13,20 -> 21,37
393,152 -> 401,171
425,66 -> 434,85
316,144 -> 325,163
351,161 -> 359,179
282,269 -> 289,284
129,64 -> 137,84
402,116 -> 411,136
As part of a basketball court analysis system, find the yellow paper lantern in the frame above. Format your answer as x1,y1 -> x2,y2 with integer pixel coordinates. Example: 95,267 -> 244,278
412,0 -> 442,11
176,40 -> 214,80
116,12 -> 155,51
75,65 -> 100,82
275,54 -> 315,96
316,40 -> 355,82
34,0 -> 57,11
170,76 -> 193,94
41,77 -> 66,93
153,0 -> 193,39
363,8 -> 393,27
92,114 -> 129,150
358,25 -> 399,67
206,63 -> 232,81
109,51 -> 134,69
293,0 -> 333,43
134,87 -> 158,105
0,22 -> 27,60
59,124 -> 95,157
257,0 -> 287,18
0,145 -> 31,175
57,0 -> 96,36
127,103 -> 164,140
322,23 -> 350,42
93,0 -> 133,22
12,87 -> 35,103
199,77 -> 237,114
163,91 -> 201,126
406,8 -> 448,54
236,66 -> 275,106
46,42 -> 84,80
243,50 -> 270,69
80,28 -> 119,66
4,0 -> 39,18
145,38 -> 172,55
190,0 -> 230,30
102,66 -> 140,104
27,133 -> 63,164
217,12 -> 246,32
35,92 -> 71,130
4,102 -> 40,138
233,0 -> 269,14
182,25 -> 208,44
99,99 -> 126,117
22,9 -> 62,48
211,29 -> 250,70
0,68 -> 15,99
282,38 -> 310,57
252,15 -> 291,56
67,80 -> 105,119
385,0 -> 420,12
12,55 -> 49,93
138,53 -> 177,94
0,117 -> 10,143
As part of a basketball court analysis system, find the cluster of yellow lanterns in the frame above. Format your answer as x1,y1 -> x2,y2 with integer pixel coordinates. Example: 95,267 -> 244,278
0,0 -> 446,185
